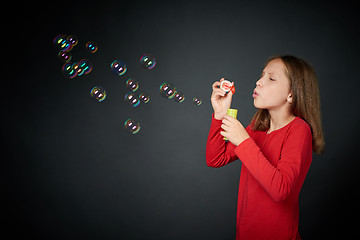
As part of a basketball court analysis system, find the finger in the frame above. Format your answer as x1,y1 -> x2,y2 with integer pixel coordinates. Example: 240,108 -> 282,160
221,124 -> 230,131
212,81 -> 221,90
213,88 -> 226,97
226,89 -> 233,97
220,131 -> 227,137
220,78 -> 225,82
223,114 -> 234,121
222,118 -> 232,126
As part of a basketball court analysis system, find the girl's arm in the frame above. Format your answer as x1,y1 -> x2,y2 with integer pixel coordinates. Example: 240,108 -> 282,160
206,114 -> 240,168
234,121 -> 313,202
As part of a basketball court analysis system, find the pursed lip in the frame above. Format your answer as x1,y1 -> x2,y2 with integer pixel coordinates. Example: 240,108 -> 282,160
253,89 -> 259,98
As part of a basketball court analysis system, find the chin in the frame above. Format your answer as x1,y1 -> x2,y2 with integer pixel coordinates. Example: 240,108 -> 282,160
253,99 -> 263,109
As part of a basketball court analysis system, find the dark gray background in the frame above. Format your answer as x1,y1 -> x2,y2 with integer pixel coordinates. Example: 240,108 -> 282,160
5,0 -> 359,239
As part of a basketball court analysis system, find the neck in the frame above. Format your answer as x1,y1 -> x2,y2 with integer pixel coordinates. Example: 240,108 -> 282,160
267,108 -> 295,134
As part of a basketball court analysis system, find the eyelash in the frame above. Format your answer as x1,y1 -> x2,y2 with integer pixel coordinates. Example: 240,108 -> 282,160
269,78 -> 275,81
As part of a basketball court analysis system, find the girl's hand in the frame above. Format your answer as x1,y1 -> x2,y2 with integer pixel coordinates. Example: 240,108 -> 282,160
220,114 -> 250,146
211,78 -> 234,120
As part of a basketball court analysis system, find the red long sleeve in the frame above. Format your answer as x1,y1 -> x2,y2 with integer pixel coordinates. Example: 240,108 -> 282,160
206,114 -> 239,168
206,114 -> 313,240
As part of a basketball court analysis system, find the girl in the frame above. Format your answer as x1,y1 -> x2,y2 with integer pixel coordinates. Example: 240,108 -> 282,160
206,55 -> 324,240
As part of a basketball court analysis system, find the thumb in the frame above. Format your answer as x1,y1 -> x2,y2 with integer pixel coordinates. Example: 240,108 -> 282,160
226,89 -> 233,98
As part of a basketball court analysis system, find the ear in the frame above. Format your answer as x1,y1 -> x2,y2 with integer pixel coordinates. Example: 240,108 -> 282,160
287,92 -> 293,103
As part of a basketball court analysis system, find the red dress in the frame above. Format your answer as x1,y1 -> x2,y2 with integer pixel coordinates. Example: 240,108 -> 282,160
206,114 -> 313,240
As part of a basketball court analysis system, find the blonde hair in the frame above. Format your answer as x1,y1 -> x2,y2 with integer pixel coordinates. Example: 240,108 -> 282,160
251,55 -> 325,154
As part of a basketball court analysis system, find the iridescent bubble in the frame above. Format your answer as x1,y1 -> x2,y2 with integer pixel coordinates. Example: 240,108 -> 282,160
139,93 -> 150,103
58,51 -> 72,63
62,62 -> 77,79
86,41 -> 98,53
193,97 -> 202,106
124,119 -> 141,134
110,60 -> 127,76
159,82 -> 176,99
124,92 -> 140,107
78,59 -> 93,75
140,54 -> 156,69
174,91 -> 185,103
90,86 -> 106,102
60,39 -> 71,52
53,34 -> 74,52
126,78 -> 139,91
72,62 -> 85,76
67,35 -> 78,46
53,35 -> 67,47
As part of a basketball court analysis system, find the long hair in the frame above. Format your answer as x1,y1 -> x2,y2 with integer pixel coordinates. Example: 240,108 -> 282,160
251,55 -> 325,154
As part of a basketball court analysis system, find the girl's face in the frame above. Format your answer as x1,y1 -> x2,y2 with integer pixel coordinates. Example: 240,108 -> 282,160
253,58 -> 292,110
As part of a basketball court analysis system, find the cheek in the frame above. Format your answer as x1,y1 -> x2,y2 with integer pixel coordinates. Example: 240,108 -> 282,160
254,87 -> 288,108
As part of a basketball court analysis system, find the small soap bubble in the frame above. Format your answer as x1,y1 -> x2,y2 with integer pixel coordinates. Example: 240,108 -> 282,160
140,54 -> 156,69
67,35 -> 78,46
58,51 -> 72,63
72,62 -> 86,76
159,82 -> 176,99
90,86 -> 106,102
139,93 -> 150,103
62,62 -> 77,79
126,78 -> 139,91
86,41 -> 98,53
124,119 -> 141,134
174,91 -> 185,103
193,97 -> 202,106
78,59 -> 93,75
110,60 -> 127,76
53,34 -> 73,52
124,92 -> 140,107
60,39 -> 71,52
53,34 -> 67,47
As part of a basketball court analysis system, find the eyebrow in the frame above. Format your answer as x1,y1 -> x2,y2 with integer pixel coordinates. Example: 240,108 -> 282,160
262,71 -> 280,78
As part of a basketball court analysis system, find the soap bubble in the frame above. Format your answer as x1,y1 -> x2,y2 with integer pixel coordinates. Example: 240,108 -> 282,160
140,54 -> 156,69
72,62 -> 84,76
53,35 -> 67,46
86,41 -> 98,53
193,97 -> 202,106
139,93 -> 150,103
126,78 -> 139,91
159,82 -> 176,99
62,62 -> 77,78
58,51 -> 72,63
90,86 -> 106,102
59,39 -> 71,52
124,92 -> 140,107
174,91 -> 185,103
110,60 -> 127,76
78,59 -> 93,75
124,119 -> 141,134
53,34 -> 76,52
53,35 -> 69,51
67,35 -> 78,46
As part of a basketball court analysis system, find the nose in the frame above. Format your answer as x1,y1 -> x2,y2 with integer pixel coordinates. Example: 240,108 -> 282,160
256,78 -> 263,88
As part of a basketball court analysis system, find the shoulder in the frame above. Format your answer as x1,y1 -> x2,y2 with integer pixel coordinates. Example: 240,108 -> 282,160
286,117 -> 312,140
291,117 -> 311,131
